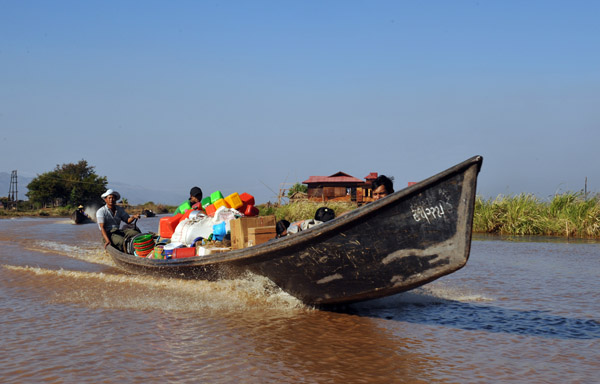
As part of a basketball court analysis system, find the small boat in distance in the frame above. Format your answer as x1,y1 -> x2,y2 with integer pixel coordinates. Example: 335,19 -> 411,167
71,208 -> 93,224
104,155 -> 483,306
141,209 -> 156,217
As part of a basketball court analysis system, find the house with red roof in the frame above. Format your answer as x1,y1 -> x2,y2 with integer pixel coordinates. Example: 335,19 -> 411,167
302,171 -> 379,203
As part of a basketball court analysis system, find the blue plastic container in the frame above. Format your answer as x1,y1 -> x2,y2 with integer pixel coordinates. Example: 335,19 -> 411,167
213,222 -> 227,241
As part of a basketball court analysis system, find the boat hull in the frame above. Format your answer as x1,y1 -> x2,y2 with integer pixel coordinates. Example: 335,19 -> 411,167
72,210 -> 93,224
105,155 -> 483,305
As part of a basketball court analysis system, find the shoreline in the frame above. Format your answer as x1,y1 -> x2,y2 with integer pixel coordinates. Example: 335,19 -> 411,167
4,193 -> 600,240
0,204 -> 171,219
3,215 -> 599,241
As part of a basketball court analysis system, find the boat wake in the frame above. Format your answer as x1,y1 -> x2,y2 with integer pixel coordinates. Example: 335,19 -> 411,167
53,219 -> 75,225
2,265 -> 306,312
416,284 -> 494,303
24,240 -> 114,267
348,283 -> 494,312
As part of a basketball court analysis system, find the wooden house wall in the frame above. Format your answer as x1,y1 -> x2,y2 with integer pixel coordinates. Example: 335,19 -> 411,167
307,186 -> 348,199
306,181 -> 375,203
307,187 -> 323,199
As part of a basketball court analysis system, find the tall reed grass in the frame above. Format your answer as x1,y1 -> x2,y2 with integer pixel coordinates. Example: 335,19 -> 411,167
258,200 -> 357,223
474,192 -> 600,238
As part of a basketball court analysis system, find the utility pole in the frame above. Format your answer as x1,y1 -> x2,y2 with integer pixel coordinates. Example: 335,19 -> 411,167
8,170 -> 18,209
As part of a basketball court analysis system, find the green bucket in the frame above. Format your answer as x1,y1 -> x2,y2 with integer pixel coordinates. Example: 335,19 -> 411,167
133,234 -> 153,244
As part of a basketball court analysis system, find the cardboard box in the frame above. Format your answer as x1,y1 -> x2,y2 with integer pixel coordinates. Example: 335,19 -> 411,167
230,215 -> 276,249
248,226 -> 277,247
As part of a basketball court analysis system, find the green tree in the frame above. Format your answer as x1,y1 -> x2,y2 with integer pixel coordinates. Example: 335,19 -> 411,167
27,160 -> 108,207
287,182 -> 308,197
26,172 -> 62,208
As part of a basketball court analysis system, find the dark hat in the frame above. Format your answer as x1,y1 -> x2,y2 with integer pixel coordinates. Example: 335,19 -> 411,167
314,207 -> 335,222
189,186 -> 203,199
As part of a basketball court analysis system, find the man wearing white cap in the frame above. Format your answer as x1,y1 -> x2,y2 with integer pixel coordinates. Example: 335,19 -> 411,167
96,189 -> 141,250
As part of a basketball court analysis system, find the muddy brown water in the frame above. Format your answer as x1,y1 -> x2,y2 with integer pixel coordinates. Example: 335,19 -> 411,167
1,217 -> 599,383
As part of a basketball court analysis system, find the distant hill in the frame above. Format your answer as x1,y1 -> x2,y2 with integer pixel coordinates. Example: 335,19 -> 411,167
0,172 -> 180,205
108,181 -> 181,206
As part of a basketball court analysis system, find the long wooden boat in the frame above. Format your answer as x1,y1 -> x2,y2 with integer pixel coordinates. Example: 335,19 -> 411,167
105,155 -> 483,306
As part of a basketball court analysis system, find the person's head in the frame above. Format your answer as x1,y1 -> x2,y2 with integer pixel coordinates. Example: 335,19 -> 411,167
77,205 -> 84,211
189,186 -> 203,204
101,189 -> 121,208
372,175 -> 394,201
276,220 -> 290,238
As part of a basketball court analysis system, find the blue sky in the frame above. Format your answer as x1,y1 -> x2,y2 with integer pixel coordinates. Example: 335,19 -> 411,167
1,1 -> 599,205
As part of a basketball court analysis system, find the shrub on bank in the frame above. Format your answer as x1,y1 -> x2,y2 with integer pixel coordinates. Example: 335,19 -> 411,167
0,206 -> 74,217
134,202 -> 174,214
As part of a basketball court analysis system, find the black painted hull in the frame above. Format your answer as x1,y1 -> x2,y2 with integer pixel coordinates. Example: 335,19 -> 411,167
105,155 -> 483,305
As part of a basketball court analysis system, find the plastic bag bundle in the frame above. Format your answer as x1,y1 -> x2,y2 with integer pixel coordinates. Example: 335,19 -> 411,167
170,207 -> 242,246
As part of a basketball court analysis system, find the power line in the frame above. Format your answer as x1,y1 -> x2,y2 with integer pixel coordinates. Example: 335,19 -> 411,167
35,174 -> 106,185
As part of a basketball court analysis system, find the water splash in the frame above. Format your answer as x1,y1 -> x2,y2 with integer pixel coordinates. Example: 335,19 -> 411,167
2,265 -> 306,312
24,241 -> 113,266
417,284 -> 494,303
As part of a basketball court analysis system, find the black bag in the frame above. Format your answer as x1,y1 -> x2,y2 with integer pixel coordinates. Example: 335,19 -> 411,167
314,207 -> 335,222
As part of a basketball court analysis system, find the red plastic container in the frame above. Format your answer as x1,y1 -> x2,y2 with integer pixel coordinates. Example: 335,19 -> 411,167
239,192 -> 255,207
159,213 -> 183,238
244,204 -> 259,217
205,204 -> 217,217
173,247 -> 196,258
